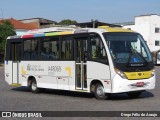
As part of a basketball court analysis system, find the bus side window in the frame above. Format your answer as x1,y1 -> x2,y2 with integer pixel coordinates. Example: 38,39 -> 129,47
90,36 -> 108,64
24,40 -> 31,60
50,40 -> 59,60
40,37 -> 61,60
41,41 -> 49,60
30,39 -> 39,60
61,37 -> 72,60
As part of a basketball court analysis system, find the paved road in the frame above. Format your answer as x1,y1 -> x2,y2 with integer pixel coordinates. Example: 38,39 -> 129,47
0,66 -> 160,120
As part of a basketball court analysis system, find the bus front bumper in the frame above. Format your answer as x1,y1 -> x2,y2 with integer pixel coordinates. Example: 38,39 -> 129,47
110,74 -> 156,93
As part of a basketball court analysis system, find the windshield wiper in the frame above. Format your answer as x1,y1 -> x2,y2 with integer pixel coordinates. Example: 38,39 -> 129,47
126,50 -> 148,67
126,42 -> 148,66
134,50 -> 148,65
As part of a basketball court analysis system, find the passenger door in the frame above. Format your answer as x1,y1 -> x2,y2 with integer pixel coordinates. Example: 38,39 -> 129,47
74,36 -> 88,90
10,42 -> 22,84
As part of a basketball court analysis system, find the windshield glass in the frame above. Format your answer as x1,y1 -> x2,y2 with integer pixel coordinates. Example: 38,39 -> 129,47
103,33 -> 152,64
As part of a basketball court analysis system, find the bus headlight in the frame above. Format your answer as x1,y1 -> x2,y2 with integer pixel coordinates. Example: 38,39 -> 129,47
114,68 -> 127,79
151,69 -> 155,77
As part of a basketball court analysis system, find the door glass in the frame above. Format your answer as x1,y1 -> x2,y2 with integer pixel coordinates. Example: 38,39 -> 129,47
83,40 -> 87,63
11,44 -> 15,61
76,40 -> 81,63
10,42 -> 22,84
11,43 -> 21,62
84,65 -> 87,88
16,44 -> 21,61
83,40 -> 87,88
76,40 -> 82,88
76,65 -> 81,88
75,38 -> 88,89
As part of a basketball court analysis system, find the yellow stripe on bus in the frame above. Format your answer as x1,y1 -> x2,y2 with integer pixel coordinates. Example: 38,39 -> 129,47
45,31 -> 73,36
10,83 -> 21,86
124,71 -> 152,80
98,26 -> 133,32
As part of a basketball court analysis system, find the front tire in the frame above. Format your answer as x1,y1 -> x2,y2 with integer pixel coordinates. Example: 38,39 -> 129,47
30,80 -> 40,93
95,83 -> 108,100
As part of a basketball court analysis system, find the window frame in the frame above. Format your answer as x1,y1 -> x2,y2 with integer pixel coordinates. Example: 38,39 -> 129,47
155,40 -> 160,46
5,38 -> 23,61
23,38 -> 40,61
155,27 -> 160,33
22,35 -> 74,61
89,33 -> 109,65
60,36 -> 74,61
7,33 -> 108,64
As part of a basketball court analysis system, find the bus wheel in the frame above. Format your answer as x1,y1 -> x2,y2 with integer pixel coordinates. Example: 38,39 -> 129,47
30,80 -> 40,93
95,83 -> 108,100
127,91 -> 142,98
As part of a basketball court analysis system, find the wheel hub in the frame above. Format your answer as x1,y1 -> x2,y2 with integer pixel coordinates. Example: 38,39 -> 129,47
97,86 -> 105,97
31,82 -> 37,91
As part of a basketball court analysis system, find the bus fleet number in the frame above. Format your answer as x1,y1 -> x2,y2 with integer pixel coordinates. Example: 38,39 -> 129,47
48,66 -> 61,72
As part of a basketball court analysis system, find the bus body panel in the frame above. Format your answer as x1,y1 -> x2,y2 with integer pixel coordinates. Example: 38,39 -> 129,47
87,61 -> 111,93
99,34 -> 117,81
5,60 -> 22,86
111,74 -> 156,93
5,61 -> 12,85
12,62 -> 18,83
4,27 -> 156,98
19,61 -> 76,90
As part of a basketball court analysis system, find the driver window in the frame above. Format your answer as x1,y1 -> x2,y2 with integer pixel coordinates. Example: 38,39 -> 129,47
90,35 -> 108,64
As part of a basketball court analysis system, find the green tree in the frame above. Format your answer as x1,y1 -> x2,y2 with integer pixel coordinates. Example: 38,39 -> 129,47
0,20 -> 16,54
59,19 -> 77,25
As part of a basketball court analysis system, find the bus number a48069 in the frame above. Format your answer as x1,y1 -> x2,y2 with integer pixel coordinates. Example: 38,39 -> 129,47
48,66 -> 61,72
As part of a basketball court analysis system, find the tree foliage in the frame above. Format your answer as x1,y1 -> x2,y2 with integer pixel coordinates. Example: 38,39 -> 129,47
0,20 -> 16,53
59,19 -> 77,25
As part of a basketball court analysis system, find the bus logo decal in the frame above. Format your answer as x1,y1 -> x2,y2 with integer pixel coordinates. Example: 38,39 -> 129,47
138,73 -> 142,76
22,66 -> 26,75
27,64 -> 31,71
65,67 -> 71,77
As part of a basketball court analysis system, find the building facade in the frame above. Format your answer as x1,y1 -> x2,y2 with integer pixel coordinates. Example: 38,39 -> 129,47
123,14 -> 160,52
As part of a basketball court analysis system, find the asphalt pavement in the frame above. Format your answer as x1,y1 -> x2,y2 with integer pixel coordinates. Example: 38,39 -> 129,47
0,66 -> 160,120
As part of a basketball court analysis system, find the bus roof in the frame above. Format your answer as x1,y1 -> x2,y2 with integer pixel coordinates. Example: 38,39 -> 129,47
7,26 -> 134,39
98,26 -> 134,32
27,27 -> 76,34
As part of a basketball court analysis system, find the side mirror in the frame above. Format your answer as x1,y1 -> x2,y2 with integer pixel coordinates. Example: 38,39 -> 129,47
156,51 -> 160,65
152,51 -> 160,65
152,51 -> 157,65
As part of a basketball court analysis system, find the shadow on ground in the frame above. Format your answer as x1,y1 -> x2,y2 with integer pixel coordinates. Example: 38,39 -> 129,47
11,86 -> 154,100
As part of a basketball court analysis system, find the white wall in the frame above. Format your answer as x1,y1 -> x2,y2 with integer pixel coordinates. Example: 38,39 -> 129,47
123,15 -> 160,52
150,15 -> 160,51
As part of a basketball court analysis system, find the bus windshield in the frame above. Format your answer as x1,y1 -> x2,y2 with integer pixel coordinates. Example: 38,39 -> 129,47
103,33 -> 152,66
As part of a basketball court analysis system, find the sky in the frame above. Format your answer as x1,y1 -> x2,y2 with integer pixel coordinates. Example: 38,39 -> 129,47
0,0 -> 160,23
